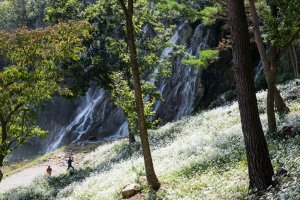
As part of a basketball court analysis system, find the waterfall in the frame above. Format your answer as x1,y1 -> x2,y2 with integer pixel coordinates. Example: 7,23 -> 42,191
254,60 -> 263,80
155,23 -> 210,121
46,88 -> 127,151
43,22 -> 216,151
149,22 -> 188,84
46,89 -> 105,151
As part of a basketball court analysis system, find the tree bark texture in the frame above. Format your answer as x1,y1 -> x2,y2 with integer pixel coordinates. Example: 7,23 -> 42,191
0,155 -> 4,182
274,87 -> 290,114
289,44 -> 299,78
267,46 -> 280,132
227,0 -> 274,190
128,131 -> 136,144
117,0 -> 160,190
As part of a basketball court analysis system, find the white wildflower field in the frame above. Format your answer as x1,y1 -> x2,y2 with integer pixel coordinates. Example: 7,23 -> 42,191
1,80 -> 299,200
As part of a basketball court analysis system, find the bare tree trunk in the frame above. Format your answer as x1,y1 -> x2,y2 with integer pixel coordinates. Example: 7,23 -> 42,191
248,0 -> 285,132
227,0 -> 274,190
292,44 -> 299,78
274,87 -> 290,113
117,0 -> 160,190
128,131 -> 136,144
0,155 -> 4,182
289,46 -> 297,77
266,74 -> 277,133
289,44 -> 299,78
267,47 -> 280,132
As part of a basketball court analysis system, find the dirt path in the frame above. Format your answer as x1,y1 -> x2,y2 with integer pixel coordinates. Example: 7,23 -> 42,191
0,165 -> 66,193
0,150 -> 81,194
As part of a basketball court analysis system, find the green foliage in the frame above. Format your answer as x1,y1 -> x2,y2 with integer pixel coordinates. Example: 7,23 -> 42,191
260,0 -> 300,47
0,0 -> 47,30
110,72 -> 160,137
183,49 -> 219,68
276,72 -> 294,84
223,90 -> 237,101
0,21 -> 92,161
199,4 -> 224,25
256,71 -> 294,92
255,73 -> 268,91
45,0 -> 83,24
157,0 -> 202,22
44,0 -> 176,93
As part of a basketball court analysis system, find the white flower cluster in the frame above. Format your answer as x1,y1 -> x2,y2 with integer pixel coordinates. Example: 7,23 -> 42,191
1,79 -> 299,200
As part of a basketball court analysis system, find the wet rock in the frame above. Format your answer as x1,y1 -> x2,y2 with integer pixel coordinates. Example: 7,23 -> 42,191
88,136 -> 97,141
122,184 -> 138,199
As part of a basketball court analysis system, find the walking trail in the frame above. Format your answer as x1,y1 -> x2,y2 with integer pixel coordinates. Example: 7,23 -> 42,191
0,152 -> 79,193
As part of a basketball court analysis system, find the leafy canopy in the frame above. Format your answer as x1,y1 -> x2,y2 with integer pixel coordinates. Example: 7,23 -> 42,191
0,21 -> 92,159
183,49 -> 220,68
110,72 -> 160,136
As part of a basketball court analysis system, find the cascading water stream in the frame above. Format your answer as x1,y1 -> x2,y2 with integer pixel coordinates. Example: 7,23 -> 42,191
47,89 -> 107,151
44,22 -> 216,151
155,23 -> 211,120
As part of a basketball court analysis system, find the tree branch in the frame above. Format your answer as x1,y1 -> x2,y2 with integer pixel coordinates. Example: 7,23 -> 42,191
117,0 -> 128,16
6,103 -> 24,122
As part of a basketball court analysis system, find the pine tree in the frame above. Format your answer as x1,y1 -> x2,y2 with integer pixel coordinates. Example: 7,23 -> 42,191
227,0 -> 274,190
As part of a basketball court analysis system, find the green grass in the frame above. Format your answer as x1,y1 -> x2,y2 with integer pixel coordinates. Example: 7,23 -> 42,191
0,79 -> 299,200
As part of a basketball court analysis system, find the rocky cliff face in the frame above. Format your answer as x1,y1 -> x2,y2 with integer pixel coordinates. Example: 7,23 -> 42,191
39,89 -> 127,151
38,21 -> 237,151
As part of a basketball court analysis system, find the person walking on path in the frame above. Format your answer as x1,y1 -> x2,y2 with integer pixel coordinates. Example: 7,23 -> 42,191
66,157 -> 75,171
46,166 -> 52,176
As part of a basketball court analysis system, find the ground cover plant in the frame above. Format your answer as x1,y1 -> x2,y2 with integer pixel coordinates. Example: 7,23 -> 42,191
0,79 -> 299,200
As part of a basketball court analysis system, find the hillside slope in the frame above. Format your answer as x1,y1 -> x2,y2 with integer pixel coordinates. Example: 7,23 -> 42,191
1,80 -> 299,200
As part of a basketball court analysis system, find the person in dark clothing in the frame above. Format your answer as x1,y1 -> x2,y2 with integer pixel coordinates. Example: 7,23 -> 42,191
67,156 -> 75,171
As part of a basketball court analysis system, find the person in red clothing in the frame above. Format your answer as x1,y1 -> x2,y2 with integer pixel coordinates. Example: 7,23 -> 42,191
46,166 -> 52,176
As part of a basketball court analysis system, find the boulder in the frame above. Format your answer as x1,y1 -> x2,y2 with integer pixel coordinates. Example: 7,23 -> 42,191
122,184 -> 138,199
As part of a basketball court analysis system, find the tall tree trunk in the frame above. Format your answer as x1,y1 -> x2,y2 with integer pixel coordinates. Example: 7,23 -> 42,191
266,73 -> 277,133
289,44 -> 299,78
274,87 -> 290,113
0,119 -> 7,183
292,44 -> 299,78
248,0 -> 286,132
117,0 -> 160,190
227,0 -> 274,190
0,155 -> 4,182
128,131 -> 136,144
267,46 -> 280,132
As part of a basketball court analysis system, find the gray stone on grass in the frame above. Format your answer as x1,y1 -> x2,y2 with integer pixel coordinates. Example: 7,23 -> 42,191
122,184 -> 138,199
